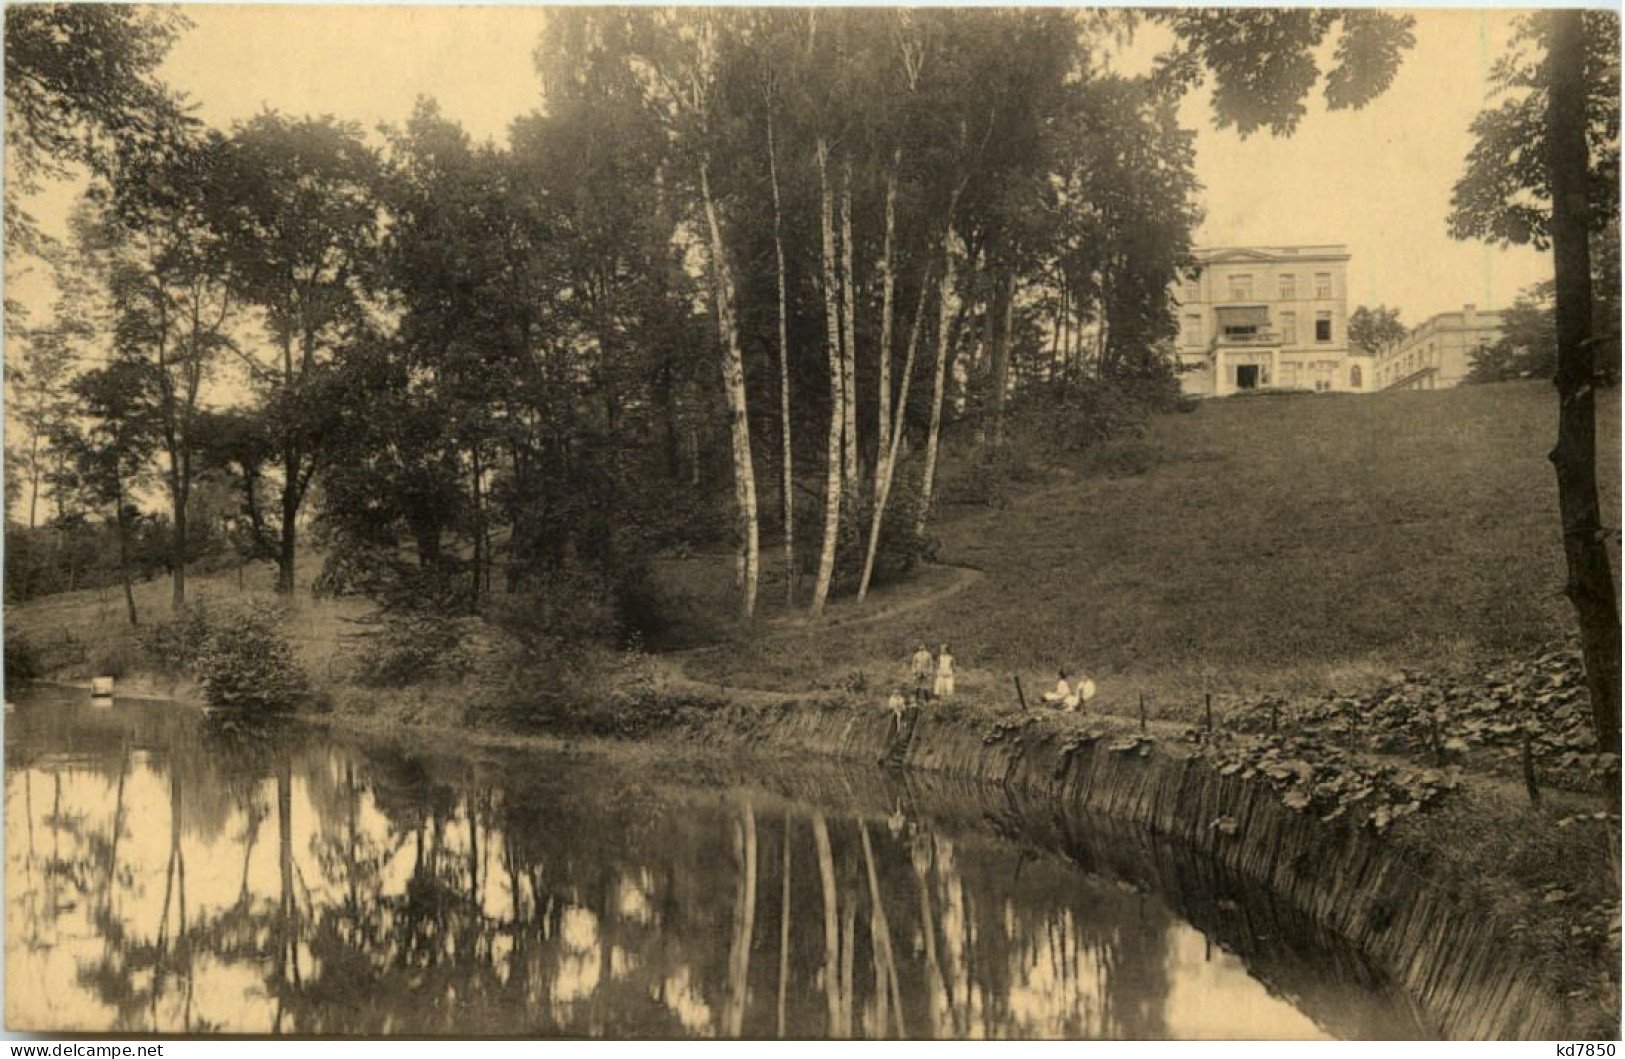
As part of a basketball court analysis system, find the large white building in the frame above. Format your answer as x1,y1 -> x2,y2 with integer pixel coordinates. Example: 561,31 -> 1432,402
1374,305 -> 1505,391
1173,245 -> 1371,397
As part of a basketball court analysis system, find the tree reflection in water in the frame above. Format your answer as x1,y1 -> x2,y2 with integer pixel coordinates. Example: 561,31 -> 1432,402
6,690 -> 1424,1039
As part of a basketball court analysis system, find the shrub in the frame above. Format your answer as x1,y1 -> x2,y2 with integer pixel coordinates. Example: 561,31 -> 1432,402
490,568 -> 625,649
4,635 -> 41,696
195,602 -> 309,713
938,447 -> 1038,510
354,612 -> 473,687
86,636 -> 143,680
139,604 -> 215,675
831,483 -> 936,592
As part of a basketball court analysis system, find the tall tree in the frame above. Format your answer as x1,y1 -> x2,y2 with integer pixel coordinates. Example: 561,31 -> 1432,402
51,362 -> 156,626
205,112 -> 381,594
811,135 -> 846,618
97,132 -> 239,611
1448,10 -> 1622,752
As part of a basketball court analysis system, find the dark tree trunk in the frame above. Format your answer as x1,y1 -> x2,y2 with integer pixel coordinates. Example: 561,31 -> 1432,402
277,454 -> 298,595
171,482 -> 188,612
990,268 -> 1015,447
1546,9 -> 1621,755
116,484 -> 138,628
470,443 -> 486,611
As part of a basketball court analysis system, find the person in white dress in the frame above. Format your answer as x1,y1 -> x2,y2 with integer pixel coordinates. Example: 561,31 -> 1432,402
1043,670 -> 1073,707
1070,673 -> 1097,712
909,645 -> 934,693
933,644 -> 955,699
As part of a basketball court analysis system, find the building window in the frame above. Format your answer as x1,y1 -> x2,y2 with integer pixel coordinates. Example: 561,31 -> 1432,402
1184,278 -> 1200,302
1183,314 -> 1203,348
1278,274 -> 1296,300
1228,273 -> 1252,301
1350,364 -> 1362,388
1315,311 -> 1332,342
1314,272 -> 1332,299
1280,311 -> 1297,344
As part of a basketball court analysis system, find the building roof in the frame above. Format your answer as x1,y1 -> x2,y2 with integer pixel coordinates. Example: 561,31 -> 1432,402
1408,306 -> 1505,337
1193,245 -> 1351,265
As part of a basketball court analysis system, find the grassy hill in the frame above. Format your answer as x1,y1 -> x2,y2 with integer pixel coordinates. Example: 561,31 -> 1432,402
13,380 -> 1619,724
687,381 -> 1622,715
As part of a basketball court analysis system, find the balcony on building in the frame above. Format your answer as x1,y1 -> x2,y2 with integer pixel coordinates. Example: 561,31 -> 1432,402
1208,305 -> 1279,350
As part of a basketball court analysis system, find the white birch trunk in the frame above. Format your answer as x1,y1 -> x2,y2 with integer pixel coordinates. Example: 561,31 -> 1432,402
839,158 -> 860,491
875,149 -> 900,495
768,99 -> 796,606
916,224 -> 957,537
857,256 -> 932,602
810,138 -> 845,617
699,158 -> 760,620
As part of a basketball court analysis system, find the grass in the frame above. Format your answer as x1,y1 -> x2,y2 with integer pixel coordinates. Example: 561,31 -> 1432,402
14,380 -> 1620,726
7,552 -> 373,686
685,381 -> 1622,721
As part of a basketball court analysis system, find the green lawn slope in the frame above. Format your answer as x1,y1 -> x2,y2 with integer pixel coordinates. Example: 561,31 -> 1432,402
687,381 -> 1622,716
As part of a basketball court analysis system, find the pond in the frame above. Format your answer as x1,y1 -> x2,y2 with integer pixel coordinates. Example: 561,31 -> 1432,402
4,686 -> 1431,1039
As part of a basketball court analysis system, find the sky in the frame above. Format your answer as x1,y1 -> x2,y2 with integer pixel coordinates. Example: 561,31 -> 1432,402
12,6 -> 1554,329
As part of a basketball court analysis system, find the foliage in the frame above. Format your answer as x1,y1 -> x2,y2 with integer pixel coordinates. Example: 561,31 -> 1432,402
194,602 -> 309,713
1347,305 -> 1408,356
1467,226 -> 1620,386
1187,725 -> 1463,833
1447,10 -> 1620,249
353,613 -> 473,688
1468,288 -> 1559,384
4,635 -> 42,694
1262,646 -> 1616,793
830,480 -> 936,592
85,636 -> 142,680
1153,10 -> 1417,136
2,4 -> 188,268
138,603 -> 216,675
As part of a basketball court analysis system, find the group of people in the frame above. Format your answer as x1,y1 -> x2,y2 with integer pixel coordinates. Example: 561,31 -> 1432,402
879,645 -> 1095,726
1042,668 -> 1096,712
881,644 -> 954,737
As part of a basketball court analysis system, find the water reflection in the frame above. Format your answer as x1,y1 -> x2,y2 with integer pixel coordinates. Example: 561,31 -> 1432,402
5,688 -> 1426,1038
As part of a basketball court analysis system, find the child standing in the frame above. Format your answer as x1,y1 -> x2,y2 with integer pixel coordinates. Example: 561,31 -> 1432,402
933,643 -> 955,699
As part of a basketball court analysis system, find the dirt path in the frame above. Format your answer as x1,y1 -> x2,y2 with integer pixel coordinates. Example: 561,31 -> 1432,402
653,560 -> 984,701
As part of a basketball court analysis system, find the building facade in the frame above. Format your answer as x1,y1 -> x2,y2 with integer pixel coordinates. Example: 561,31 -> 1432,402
1374,305 -> 1504,391
1173,245 -> 1370,397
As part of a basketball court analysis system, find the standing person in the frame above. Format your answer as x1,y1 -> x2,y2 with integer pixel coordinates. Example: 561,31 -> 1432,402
880,687 -> 914,766
910,644 -> 934,695
933,643 -> 955,699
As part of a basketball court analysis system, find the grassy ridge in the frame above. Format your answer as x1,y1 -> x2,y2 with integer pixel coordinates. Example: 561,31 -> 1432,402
687,381 -> 1622,715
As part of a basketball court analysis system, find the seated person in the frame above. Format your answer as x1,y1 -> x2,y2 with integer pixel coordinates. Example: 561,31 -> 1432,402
1042,670 -> 1073,707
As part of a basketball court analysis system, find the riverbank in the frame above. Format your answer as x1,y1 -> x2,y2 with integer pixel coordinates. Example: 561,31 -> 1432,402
22,641 -> 1619,1039
303,680 -> 1616,1039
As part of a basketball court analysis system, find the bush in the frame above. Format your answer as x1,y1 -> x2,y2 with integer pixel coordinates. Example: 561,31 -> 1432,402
938,446 -> 1039,509
4,635 -> 41,696
796,465 -> 938,595
832,482 -> 936,592
139,604 -> 215,675
86,636 -> 143,680
490,568 -> 625,649
195,602 -> 309,713
355,612 -> 473,687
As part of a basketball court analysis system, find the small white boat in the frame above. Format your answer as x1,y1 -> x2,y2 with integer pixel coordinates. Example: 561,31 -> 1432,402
91,676 -> 115,697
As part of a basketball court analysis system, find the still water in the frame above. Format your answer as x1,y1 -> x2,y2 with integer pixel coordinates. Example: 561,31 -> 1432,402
5,687 -> 1429,1038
